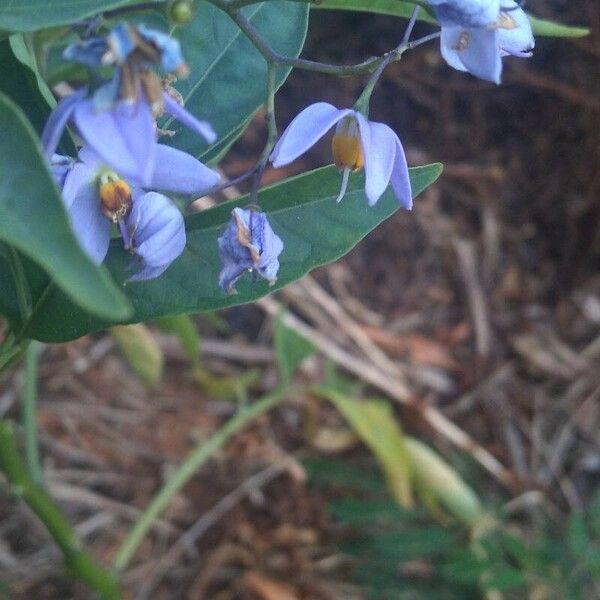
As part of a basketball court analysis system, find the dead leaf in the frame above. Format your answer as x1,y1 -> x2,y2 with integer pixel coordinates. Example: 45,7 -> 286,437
243,571 -> 299,600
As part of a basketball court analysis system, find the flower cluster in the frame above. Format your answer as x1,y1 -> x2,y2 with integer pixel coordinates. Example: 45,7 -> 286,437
43,23 -> 220,281
427,0 -> 534,83
42,5 -> 537,290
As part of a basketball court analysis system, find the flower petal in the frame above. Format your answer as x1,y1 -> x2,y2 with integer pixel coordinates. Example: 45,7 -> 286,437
150,144 -> 220,194
498,4 -> 534,57
390,138 -> 412,209
356,116 -> 396,206
428,0 -> 500,28
138,25 -> 186,73
162,92 -> 217,144
126,192 -> 186,281
62,162 -> 97,209
441,26 -> 501,83
41,89 -> 86,156
270,102 -> 353,167
66,179 -> 111,264
73,96 -> 156,186
50,154 -> 74,189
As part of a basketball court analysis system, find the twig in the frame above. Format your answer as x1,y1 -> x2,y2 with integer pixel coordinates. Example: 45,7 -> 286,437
219,7 -> 382,76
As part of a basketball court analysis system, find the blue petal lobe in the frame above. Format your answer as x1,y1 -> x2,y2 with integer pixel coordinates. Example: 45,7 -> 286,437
74,96 -> 156,186
270,103 -> 353,167
357,118 -> 397,206
65,178 -> 111,264
162,92 -> 217,144
390,138 -> 412,209
150,144 -> 220,194
41,89 -> 86,156
125,192 -> 186,281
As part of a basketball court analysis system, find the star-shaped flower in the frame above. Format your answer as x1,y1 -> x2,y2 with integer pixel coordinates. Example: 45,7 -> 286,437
428,0 -> 534,83
42,23 -> 216,186
57,143 -> 219,280
270,102 -> 412,208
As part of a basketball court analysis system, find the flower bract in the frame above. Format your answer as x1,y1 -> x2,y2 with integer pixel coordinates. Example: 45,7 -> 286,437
270,102 -> 412,208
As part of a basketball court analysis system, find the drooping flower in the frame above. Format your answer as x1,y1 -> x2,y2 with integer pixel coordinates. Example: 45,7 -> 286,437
42,23 -> 216,186
270,102 -> 412,208
57,143 -> 219,280
429,0 -> 534,83
217,207 -> 284,294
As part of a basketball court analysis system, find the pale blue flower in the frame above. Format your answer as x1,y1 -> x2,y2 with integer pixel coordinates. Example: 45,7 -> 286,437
58,143 -> 218,280
270,102 -> 412,208
431,0 -> 534,83
42,23 -> 216,186
218,208 -> 284,294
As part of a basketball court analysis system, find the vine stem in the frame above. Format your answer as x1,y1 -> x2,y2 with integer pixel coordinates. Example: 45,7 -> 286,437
214,5 -> 382,76
113,389 -> 287,571
0,420 -> 121,599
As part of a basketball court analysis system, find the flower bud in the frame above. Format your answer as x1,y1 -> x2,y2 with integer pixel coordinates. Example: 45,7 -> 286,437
169,0 -> 195,25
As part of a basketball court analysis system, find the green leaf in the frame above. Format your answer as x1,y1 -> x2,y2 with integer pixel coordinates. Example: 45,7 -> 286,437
316,389 -> 414,508
316,0 -> 590,38
0,0 -> 132,32
167,2 -> 309,161
483,566 -> 525,591
0,93 -> 131,330
156,314 -> 200,363
527,15 -> 590,39
111,323 -> 164,387
21,162 -> 442,342
0,37 -> 52,135
274,314 -> 314,385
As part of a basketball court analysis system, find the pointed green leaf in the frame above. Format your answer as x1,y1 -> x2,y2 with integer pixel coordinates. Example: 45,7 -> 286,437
0,0 -> 132,32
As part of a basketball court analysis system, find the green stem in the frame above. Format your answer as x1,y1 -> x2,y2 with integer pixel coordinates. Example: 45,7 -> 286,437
0,335 -> 29,377
22,341 -> 42,485
0,420 -> 121,599
14,282 -> 54,343
219,7 -> 382,77
113,389 -> 287,571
